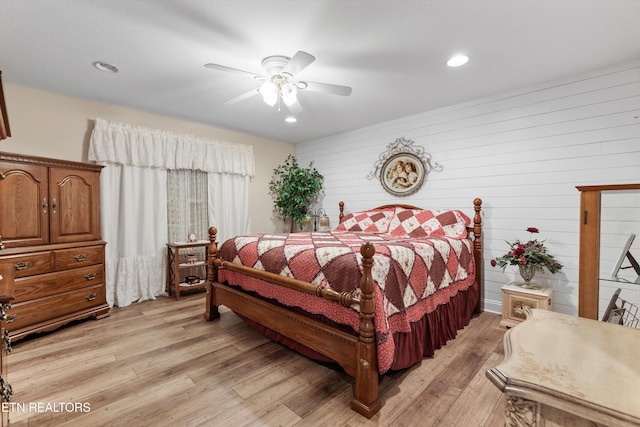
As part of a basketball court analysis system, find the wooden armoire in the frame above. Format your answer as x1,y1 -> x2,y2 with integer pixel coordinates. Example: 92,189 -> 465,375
0,152 -> 109,341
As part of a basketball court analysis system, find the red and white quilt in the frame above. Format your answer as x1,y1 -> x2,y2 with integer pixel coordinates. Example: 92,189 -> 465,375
217,230 -> 475,373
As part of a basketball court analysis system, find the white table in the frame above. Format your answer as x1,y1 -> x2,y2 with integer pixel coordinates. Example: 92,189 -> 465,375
487,309 -> 640,427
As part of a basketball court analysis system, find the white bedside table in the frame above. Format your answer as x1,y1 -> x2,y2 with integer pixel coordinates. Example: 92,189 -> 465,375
500,282 -> 553,328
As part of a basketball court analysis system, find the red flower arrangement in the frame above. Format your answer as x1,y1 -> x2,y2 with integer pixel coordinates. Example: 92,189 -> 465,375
491,227 -> 563,274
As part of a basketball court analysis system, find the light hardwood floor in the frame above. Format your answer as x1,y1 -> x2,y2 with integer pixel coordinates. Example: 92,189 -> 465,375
6,292 -> 508,426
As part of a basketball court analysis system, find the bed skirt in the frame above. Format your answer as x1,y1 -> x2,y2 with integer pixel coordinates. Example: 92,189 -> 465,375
234,280 -> 478,372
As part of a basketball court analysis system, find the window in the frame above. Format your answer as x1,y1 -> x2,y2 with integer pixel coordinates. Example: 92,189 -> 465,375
167,169 -> 208,243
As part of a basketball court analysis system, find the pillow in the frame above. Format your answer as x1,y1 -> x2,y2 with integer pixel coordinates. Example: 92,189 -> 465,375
388,207 -> 470,238
335,209 -> 395,233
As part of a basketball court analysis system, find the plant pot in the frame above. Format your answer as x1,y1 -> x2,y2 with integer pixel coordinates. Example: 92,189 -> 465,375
518,264 -> 536,288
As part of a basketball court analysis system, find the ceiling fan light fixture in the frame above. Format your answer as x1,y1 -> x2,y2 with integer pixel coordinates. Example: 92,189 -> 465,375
259,81 -> 278,106
263,92 -> 278,107
447,54 -> 469,67
281,83 -> 298,106
285,116 -> 297,123
206,50 -> 351,112
262,55 -> 290,77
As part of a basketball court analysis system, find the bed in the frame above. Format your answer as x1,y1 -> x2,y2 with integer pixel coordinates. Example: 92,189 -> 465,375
203,198 -> 483,418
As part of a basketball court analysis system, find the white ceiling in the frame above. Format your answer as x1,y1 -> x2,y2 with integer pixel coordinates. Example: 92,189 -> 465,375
2,0 -> 640,144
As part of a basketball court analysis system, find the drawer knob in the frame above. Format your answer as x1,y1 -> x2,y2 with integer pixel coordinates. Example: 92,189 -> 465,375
84,273 -> 97,281
14,261 -> 30,271
74,254 -> 87,262
86,293 -> 97,301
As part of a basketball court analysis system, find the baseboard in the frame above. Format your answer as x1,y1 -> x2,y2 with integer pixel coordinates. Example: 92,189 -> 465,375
483,298 -> 501,315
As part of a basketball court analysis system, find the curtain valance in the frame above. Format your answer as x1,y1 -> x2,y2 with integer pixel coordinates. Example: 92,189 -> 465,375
88,118 -> 255,177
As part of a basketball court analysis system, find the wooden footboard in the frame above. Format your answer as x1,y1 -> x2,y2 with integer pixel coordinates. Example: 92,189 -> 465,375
203,227 -> 381,418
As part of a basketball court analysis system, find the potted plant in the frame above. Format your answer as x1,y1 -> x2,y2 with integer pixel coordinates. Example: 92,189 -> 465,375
491,227 -> 563,288
268,154 -> 324,232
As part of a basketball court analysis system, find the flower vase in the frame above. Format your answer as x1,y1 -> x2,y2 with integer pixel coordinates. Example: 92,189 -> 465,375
518,264 -> 536,288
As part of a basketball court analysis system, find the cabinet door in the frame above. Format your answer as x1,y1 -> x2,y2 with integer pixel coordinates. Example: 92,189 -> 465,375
49,167 -> 101,243
0,161 -> 49,247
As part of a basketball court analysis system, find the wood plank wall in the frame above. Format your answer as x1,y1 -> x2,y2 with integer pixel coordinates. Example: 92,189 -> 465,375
296,60 -> 640,316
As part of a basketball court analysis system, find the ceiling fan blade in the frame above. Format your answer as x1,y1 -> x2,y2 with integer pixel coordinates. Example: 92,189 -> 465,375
281,51 -> 315,77
285,99 -> 303,114
224,88 -> 260,104
204,63 -> 261,78
303,81 -> 352,96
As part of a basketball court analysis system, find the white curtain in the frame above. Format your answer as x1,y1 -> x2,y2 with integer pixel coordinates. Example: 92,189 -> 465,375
99,164 -> 168,307
208,172 -> 251,244
89,118 -> 255,307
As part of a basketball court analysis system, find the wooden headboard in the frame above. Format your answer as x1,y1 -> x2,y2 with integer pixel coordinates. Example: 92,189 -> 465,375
337,199 -> 484,314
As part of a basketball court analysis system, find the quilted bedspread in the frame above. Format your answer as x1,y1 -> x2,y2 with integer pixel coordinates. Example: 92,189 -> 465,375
217,230 -> 476,373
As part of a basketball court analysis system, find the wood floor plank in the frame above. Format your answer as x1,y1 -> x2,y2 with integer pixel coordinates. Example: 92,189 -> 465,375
5,293 -> 507,426
437,351 -> 506,427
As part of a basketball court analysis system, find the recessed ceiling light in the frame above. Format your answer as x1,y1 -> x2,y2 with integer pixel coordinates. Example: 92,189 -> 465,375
285,117 -> 297,123
447,55 -> 469,67
93,61 -> 119,73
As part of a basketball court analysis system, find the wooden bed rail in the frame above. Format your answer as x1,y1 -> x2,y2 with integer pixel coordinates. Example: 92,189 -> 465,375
206,227 -> 362,308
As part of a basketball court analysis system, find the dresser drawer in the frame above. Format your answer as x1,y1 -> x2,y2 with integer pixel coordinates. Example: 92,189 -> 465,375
54,245 -> 104,271
0,252 -> 52,278
6,284 -> 106,332
14,265 -> 104,303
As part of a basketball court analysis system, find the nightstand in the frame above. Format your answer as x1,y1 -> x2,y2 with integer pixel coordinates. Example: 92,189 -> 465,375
500,282 -> 553,328
166,241 -> 209,300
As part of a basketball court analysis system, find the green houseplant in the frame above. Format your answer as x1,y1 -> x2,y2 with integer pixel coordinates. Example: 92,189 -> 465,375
269,155 -> 324,232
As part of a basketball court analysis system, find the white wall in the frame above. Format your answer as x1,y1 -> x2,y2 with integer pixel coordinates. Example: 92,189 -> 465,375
1,83 -> 295,235
296,60 -> 640,316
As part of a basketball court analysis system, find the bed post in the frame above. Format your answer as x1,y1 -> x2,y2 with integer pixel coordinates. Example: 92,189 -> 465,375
204,226 -> 220,321
472,198 -> 483,314
351,242 -> 382,418
339,201 -> 345,223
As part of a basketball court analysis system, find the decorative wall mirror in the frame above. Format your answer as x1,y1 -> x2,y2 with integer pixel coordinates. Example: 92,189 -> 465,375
577,184 -> 640,319
366,137 -> 442,196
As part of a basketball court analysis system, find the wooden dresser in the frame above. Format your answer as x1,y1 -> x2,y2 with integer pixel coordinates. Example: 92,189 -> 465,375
487,309 -> 640,427
0,152 -> 109,341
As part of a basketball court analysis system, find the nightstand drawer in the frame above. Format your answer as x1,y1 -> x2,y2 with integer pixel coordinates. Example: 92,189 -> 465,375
501,283 -> 552,328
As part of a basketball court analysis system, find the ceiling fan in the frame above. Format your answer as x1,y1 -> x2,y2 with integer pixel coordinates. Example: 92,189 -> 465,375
204,51 -> 352,113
